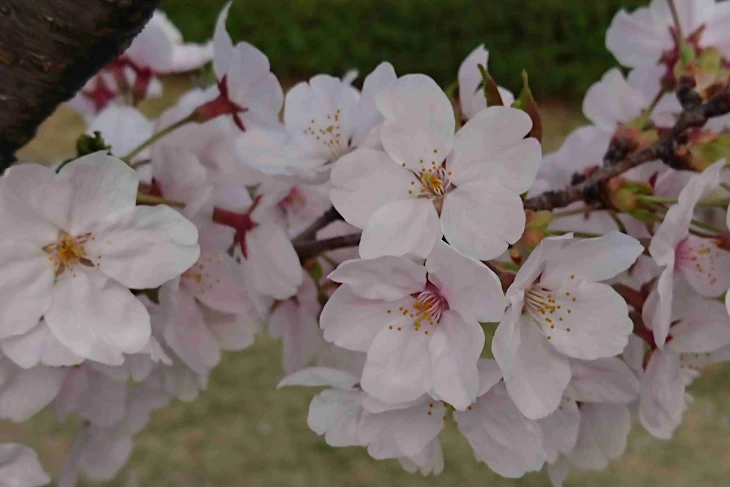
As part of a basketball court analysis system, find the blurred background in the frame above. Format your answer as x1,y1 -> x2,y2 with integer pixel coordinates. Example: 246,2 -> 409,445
7,1 -> 730,486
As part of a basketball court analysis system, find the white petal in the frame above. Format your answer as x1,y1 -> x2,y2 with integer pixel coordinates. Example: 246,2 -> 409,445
0,359 -> 66,422
328,255 -> 426,301
0,444 -> 50,487
491,295 -> 524,379
669,299 -> 730,353
0,321 -> 82,369
87,204 -> 199,289
448,107 -> 539,193
377,74 -> 455,172
547,457 -> 571,487
428,310 -> 484,410
639,349 -> 685,438
582,68 -> 645,128
441,179 -> 525,260
567,403 -> 630,470
330,148 -> 418,229
425,241 -> 504,323
278,367 -> 359,390
320,285 -> 410,352
539,397 -> 580,462
308,388 -> 365,447
359,198 -> 441,259
501,316 -> 571,419
212,2 -> 234,77
642,265 -> 675,349
56,153 -> 139,234
476,358 -> 503,396
399,439 -> 444,476
605,7 -> 672,68
88,107 -> 154,160
45,270 -> 151,365
0,249 -> 53,339
533,280 -> 632,361
458,44 -> 489,120
565,357 -> 640,404
350,62 -> 398,147
541,231 -> 644,283
360,325 -> 432,404
244,223 -> 303,300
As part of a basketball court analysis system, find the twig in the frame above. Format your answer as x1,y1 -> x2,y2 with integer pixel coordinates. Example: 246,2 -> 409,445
293,207 -> 343,242
294,233 -> 360,261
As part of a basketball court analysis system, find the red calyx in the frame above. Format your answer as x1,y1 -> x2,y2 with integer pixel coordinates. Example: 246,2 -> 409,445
193,76 -> 248,131
81,76 -> 117,113
212,195 -> 262,258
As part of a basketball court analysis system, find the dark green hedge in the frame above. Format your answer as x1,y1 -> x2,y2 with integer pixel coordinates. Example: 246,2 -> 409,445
161,0 -> 646,99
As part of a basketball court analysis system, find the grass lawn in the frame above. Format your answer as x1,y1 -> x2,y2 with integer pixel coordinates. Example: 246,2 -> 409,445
5,76 -> 730,487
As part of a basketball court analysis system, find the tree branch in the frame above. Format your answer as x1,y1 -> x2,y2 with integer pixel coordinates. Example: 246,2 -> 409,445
295,233 -> 360,261
0,0 -> 161,172
293,206 -> 343,242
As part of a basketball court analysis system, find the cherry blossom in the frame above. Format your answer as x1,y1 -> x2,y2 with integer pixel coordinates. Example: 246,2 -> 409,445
321,241 -> 504,409
239,62 -> 398,182
643,160 -> 730,348
0,154 -> 200,365
332,74 -> 541,260
492,232 -> 643,418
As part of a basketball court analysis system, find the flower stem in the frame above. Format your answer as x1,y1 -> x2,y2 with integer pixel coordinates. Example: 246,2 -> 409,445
136,193 -> 185,208
122,113 -> 196,163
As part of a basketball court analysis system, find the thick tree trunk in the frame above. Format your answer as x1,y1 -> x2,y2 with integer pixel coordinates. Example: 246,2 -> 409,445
0,0 -> 160,171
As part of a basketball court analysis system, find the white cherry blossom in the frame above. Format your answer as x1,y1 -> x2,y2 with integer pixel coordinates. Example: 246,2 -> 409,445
331,74 -> 541,260
458,44 -> 515,120
492,232 -> 643,419
0,444 -> 50,487
321,241 -> 504,409
0,154 -> 199,365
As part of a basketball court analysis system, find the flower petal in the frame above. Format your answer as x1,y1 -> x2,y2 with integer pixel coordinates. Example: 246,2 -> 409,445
441,179 -> 525,260
0,358 -> 67,422
676,235 -> 730,298
425,241 -> 504,322
0,443 -> 50,487
243,223 -> 303,300
359,198 -> 441,259
642,265 -> 675,349
539,397 -> 580,462
308,388 -> 364,447
565,357 -> 640,404
278,367 -> 359,390
45,270 -> 151,365
0,248 -> 53,339
567,403 -> 630,470
0,321 -> 82,369
639,349 -> 685,439
328,255 -> 426,301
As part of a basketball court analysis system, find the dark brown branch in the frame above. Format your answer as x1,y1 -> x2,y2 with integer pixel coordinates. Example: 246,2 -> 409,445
0,0 -> 160,172
293,206 -> 342,242
295,233 -> 360,261
523,86 -> 730,212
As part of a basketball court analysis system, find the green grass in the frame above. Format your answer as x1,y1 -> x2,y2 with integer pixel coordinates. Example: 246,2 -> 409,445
10,80 -> 730,487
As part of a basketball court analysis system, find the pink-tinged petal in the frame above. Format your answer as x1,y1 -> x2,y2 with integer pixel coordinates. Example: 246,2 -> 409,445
639,349 -> 685,438
533,280 -> 632,360
541,231 -> 644,284
441,179 -> 525,260
330,148 -> 418,229
269,299 -> 322,373
45,270 -> 151,365
87,204 -> 199,289
0,248 -> 53,339
428,310 -> 484,410
582,69 -> 645,128
182,251 -> 251,314
329,255 -> 426,301
159,279 -> 221,374
502,316 -> 571,419
88,107 -> 154,160
308,388 -> 364,447
565,357 -> 640,404
350,62 -> 398,147
0,443 -> 50,487
0,358 -> 67,422
377,74 -> 455,172
476,359 -> 503,396
0,321 -> 82,369
605,7 -> 672,68
507,235 -> 572,298
567,403 -> 630,470
669,298 -> 730,353
642,265 -> 675,349
426,241 -> 504,322
202,305 -> 260,352
359,198 -> 441,259
243,223 -> 303,300
239,73 -> 284,130
448,107 -> 539,193
151,145 -> 209,204
212,2 -> 233,78
277,367 -> 359,390
56,153 -> 139,234
539,397 -> 580,462
676,235 -> 730,297
320,286 -> 409,352
360,325 -> 432,404
455,382 -> 546,478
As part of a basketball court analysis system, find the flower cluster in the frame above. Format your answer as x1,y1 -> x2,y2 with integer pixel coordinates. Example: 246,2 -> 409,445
4,1 -> 730,485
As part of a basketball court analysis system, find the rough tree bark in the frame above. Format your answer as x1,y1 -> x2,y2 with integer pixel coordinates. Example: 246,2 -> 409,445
0,0 -> 161,172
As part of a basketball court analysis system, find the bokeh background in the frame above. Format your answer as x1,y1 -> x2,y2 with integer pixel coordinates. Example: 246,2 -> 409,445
5,1 -> 730,486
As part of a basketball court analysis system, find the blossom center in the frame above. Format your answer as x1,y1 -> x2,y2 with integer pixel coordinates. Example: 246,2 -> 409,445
524,285 -> 577,340
42,230 -> 96,277
675,237 -> 722,287
302,109 -> 351,160
418,166 -> 452,197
